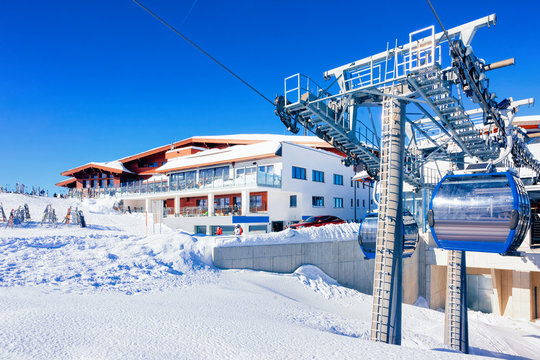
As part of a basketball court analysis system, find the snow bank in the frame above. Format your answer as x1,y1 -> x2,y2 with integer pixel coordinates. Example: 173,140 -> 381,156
215,222 -> 360,247
1,193 -> 540,359
0,193 -> 218,294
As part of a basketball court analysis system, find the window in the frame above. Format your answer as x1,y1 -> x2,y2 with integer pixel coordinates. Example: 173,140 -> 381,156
199,166 -> 229,184
356,182 -> 360,188
333,174 -> 343,185
312,196 -> 324,207
233,196 -> 242,209
333,197 -> 343,208
350,178 -> 354,187
350,199 -> 353,207
363,199 -> 366,208
249,225 -> 268,233
148,162 -> 158,168
357,199 -> 360,207
250,195 -> 264,212
196,199 -> 208,208
290,195 -> 297,208
194,225 -> 207,234
170,170 -> 196,183
292,166 -> 306,180
312,170 -> 324,183
258,165 -> 274,173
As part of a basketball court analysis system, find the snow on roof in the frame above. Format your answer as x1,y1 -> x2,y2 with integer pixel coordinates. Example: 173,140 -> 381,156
192,134 -> 328,144
165,146 -> 207,155
93,160 -> 134,174
61,160 -> 134,176
157,141 -> 282,173
143,174 -> 168,182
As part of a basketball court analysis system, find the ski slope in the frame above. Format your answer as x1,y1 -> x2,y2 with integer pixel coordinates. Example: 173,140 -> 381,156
0,193 -> 538,359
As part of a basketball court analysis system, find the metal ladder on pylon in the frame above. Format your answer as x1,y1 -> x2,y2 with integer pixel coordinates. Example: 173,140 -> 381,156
444,250 -> 469,353
370,87 -> 403,344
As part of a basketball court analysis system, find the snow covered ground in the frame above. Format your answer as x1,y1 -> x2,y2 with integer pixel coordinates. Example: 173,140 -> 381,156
0,193 -> 539,359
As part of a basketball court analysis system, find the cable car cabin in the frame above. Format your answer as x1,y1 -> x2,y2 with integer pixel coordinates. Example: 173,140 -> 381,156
357,211 -> 419,259
428,172 -> 531,254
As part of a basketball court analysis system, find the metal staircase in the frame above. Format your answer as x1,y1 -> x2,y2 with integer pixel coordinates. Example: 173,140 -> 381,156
277,75 -> 380,173
408,68 -> 496,160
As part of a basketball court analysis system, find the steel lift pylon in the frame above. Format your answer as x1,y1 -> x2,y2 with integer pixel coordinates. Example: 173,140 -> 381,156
276,13 -> 540,350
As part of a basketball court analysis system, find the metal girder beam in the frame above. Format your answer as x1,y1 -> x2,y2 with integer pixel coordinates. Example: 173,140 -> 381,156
324,14 -> 496,80
405,116 -> 438,147
301,87 -> 426,109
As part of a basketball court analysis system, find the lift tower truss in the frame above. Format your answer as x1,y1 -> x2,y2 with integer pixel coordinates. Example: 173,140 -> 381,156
275,13 -> 540,349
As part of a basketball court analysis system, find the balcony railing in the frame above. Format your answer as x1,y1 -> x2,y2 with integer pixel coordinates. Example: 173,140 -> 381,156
213,205 -> 241,217
249,205 -> 267,213
179,206 -> 209,217
67,171 -> 281,199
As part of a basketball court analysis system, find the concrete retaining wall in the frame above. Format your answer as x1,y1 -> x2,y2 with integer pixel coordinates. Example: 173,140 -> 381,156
213,240 -> 420,303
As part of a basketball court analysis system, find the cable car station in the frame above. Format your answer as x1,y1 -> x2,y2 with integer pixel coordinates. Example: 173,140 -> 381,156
275,6 -> 540,353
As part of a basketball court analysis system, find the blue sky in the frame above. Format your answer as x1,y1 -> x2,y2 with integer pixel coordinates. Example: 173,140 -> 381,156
1,0 -> 539,193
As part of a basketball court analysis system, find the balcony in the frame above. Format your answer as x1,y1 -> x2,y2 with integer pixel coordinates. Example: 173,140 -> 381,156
68,171 -> 281,199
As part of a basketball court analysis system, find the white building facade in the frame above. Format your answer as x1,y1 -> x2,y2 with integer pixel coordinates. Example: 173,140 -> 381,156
120,137 -> 373,235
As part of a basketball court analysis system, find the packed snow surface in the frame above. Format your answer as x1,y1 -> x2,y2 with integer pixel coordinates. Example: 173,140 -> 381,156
0,193 -> 539,359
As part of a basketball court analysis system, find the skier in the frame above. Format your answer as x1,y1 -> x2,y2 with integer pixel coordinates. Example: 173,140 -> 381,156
233,224 -> 243,235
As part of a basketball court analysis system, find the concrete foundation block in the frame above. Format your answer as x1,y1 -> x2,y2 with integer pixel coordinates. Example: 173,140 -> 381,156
272,255 -> 294,273
213,258 -> 233,269
339,241 -> 362,262
232,258 -> 253,269
252,256 -> 272,271
302,243 -> 323,264
339,261 -> 355,288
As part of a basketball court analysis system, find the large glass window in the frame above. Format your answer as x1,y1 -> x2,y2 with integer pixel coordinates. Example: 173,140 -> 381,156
170,171 -> 196,183
292,166 -> 306,180
312,196 -> 324,207
199,166 -> 229,184
258,165 -> 274,173
333,174 -> 343,185
333,197 -> 343,208
312,170 -> 324,183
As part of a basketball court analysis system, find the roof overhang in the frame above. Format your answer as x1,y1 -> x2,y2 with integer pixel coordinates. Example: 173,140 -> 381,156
56,178 -> 77,187
61,163 -> 127,177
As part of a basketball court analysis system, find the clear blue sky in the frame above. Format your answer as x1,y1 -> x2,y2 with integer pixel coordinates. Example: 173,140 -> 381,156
1,0 -> 539,193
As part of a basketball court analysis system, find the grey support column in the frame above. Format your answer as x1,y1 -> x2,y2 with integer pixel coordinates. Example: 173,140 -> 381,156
370,86 -> 405,345
444,250 -> 469,353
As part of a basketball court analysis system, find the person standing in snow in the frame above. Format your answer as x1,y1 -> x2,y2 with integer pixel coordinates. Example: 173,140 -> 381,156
233,224 -> 243,235
216,226 -> 223,235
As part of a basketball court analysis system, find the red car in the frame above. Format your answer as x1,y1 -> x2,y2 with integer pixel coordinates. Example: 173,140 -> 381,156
289,215 -> 346,229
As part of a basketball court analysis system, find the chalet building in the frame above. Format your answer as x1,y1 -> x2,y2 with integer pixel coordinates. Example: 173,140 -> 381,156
57,134 -> 373,234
